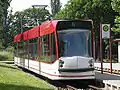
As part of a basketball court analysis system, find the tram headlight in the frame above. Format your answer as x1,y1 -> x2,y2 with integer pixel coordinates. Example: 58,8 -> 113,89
59,60 -> 64,68
88,59 -> 94,67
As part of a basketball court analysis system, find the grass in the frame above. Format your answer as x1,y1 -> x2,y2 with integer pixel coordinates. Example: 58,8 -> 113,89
0,63 -> 55,90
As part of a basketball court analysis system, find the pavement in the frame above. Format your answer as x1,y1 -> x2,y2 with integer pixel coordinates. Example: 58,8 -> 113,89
95,71 -> 120,80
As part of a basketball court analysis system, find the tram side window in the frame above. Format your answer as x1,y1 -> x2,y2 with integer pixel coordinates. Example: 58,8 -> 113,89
24,41 -> 28,58
41,35 -> 50,62
17,42 -> 24,58
29,38 -> 38,60
50,33 -> 56,62
40,33 -> 56,62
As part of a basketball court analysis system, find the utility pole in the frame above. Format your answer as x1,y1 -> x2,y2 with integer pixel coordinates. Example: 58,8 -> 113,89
32,5 -> 47,26
20,14 -> 23,33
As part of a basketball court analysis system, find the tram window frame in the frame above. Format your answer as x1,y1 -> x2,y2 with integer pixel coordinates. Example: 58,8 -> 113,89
88,31 -> 92,57
29,38 -> 38,60
50,33 -> 56,62
23,41 -> 28,59
17,41 -> 24,58
40,33 -> 56,63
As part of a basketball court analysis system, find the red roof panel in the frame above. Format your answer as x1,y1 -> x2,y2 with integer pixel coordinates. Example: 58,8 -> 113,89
14,33 -> 22,42
14,20 -> 59,42
17,34 -> 22,42
14,35 -> 17,42
23,30 -> 29,40
40,20 -> 58,36
28,26 -> 40,39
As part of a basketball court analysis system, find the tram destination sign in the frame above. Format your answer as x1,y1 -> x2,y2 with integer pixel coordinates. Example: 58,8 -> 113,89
102,24 -> 110,39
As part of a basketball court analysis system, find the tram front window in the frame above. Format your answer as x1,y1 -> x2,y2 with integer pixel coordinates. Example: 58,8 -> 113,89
58,29 -> 92,57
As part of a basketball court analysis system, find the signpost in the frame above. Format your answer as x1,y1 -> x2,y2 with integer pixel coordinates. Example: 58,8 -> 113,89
100,24 -> 111,74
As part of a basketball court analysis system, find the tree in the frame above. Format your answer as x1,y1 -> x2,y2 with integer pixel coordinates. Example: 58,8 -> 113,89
112,16 -> 120,38
51,0 -> 61,16
0,0 -> 11,48
111,0 -> 120,38
55,0 -> 115,25
55,0 -> 116,43
111,0 -> 120,13
7,8 -> 51,46
55,0 -> 116,59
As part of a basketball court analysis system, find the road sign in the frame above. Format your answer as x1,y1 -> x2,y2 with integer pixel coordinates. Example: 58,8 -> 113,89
102,24 -> 110,38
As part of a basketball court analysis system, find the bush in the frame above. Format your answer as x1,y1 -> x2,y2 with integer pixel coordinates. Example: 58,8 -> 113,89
0,48 -> 14,61
6,46 -> 14,52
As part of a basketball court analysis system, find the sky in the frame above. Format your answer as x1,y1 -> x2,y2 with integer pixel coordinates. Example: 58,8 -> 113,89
10,0 -> 68,13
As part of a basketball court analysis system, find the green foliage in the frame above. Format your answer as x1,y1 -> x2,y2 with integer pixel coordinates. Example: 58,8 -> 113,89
111,0 -> 120,14
111,16 -> 120,38
111,0 -> 120,38
7,8 -> 51,46
0,0 -> 9,23
112,16 -> 120,32
51,0 -> 61,16
55,0 -> 117,60
0,50 -> 13,61
6,46 -> 14,52
0,40 -> 3,49
0,45 -> 14,61
0,0 -> 11,48
0,63 -> 54,90
22,8 -> 51,26
55,0 -> 115,30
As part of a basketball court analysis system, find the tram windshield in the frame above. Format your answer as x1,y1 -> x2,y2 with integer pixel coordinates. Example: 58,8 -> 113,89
58,29 -> 92,57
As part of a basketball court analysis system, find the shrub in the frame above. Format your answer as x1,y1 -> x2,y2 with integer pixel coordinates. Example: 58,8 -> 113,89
0,49 -> 14,61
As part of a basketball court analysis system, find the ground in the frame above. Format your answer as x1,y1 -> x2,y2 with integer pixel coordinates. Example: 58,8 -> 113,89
0,62 -> 55,90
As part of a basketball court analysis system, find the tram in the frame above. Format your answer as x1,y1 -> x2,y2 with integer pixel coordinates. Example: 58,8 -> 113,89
14,20 -> 95,80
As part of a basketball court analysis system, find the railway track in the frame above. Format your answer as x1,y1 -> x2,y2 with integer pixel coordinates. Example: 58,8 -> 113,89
88,85 -> 103,90
19,66 -> 105,90
55,79 -> 104,90
57,85 -> 103,90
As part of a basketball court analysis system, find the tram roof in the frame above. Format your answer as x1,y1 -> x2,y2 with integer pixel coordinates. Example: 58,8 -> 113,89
14,33 -> 23,42
22,26 -> 40,41
23,30 -> 28,41
14,20 -> 93,42
40,20 -> 58,36
28,26 -> 40,40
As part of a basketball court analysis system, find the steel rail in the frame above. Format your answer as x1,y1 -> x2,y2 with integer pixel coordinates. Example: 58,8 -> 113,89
88,85 -> 103,90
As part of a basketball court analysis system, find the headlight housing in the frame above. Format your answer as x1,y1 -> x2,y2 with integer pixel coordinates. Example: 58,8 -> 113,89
88,59 -> 94,67
59,60 -> 64,68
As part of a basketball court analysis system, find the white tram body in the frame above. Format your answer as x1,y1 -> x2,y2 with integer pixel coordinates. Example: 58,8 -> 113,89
14,20 -> 95,80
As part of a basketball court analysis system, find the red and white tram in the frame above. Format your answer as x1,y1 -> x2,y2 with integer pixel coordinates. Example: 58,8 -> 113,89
14,20 -> 95,80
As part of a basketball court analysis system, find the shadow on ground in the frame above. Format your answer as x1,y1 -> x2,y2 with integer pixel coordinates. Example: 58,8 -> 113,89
0,64 -> 19,70
0,83 -> 53,90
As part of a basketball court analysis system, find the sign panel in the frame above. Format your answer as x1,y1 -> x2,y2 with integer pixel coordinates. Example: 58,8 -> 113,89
102,24 -> 110,38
